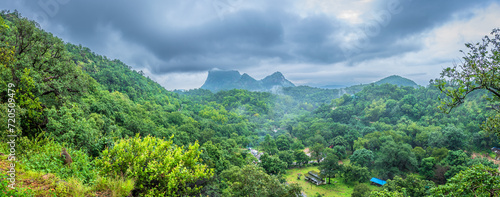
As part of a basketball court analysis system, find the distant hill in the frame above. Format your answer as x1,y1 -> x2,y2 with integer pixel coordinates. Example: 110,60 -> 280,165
200,70 -> 295,92
374,75 -> 418,88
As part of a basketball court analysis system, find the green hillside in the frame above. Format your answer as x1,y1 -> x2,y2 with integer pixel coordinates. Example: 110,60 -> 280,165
374,75 -> 419,88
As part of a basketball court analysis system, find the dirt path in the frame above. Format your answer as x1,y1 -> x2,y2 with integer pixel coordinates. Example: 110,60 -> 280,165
471,152 -> 500,171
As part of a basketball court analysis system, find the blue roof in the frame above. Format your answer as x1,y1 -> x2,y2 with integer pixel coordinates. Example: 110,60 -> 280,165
370,178 -> 387,185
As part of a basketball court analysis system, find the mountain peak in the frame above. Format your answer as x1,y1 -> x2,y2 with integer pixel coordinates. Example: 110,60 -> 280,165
201,70 -> 294,92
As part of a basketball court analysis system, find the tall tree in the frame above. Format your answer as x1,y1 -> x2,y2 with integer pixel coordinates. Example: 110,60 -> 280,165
375,141 -> 418,179
319,148 -> 340,184
434,28 -> 500,137
294,150 -> 310,167
341,164 -> 370,183
350,149 -> 374,168
259,153 -> 287,175
311,143 -> 325,163
1,12 -> 91,136
261,134 -> 278,155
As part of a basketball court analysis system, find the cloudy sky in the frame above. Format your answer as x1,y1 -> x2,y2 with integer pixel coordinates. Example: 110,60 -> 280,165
1,0 -> 499,90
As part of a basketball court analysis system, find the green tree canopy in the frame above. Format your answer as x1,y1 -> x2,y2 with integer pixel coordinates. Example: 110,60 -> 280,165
350,149 -> 374,168
430,164 -> 500,197
221,165 -> 302,197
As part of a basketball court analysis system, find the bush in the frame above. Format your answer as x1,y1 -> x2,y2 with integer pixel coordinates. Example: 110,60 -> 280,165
96,134 -> 213,196
20,138 -> 97,184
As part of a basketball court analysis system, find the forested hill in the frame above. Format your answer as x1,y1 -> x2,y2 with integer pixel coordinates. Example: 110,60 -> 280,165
374,75 -> 419,87
65,44 -> 179,106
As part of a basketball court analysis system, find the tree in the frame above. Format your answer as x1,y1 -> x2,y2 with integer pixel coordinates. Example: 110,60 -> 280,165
351,184 -> 371,197
434,28 -> 500,137
430,164 -> 500,196
341,164 -> 370,183
221,165 -> 302,197
319,148 -> 340,184
350,149 -> 374,168
259,153 -> 287,175
276,134 -> 291,151
200,141 -> 230,174
442,125 -> 467,150
412,146 -> 426,163
2,13 -> 91,136
419,157 -> 436,179
383,174 -> 435,197
291,139 -> 305,150
311,143 -> 325,163
261,134 -> 278,155
365,99 -> 386,121
95,134 -> 213,196
333,145 -> 347,160
370,190 -> 404,197
278,150 -> 295,167
330,136 -> 348,148
294,150 -> 310,167
375,141 -> 418,179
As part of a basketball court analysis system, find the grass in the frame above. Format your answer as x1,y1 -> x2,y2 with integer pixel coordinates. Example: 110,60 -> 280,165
0,155 -> 134,197
284,165 -> 379,197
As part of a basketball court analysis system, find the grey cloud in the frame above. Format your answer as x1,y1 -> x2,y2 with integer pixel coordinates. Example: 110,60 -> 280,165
0,0 -> 497,89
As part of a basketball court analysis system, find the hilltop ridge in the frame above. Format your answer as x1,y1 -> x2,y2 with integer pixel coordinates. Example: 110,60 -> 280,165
200,70 -> 295,92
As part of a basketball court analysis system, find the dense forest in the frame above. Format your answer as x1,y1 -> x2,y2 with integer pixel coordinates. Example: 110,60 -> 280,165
1,11 -> 500,197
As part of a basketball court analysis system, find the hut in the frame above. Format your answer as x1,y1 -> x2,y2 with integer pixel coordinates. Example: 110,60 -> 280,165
304,171 -> 325,185
370,178 -> 387,187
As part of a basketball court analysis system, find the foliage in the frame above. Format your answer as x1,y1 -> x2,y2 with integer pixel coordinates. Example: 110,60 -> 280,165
21,138 -> 96,184
434,28 -> 500,136
93,176 -> 135,197
221,164 -> 302,197
375,141 -> 418,179
95,134 -> 213,196
383,174 -> 434,197
1,12 -> 92,137
294,150 -> 310,166
0,173 -> 34,196
369,189 -> 404,197
430,164 -> 500,197
260,153 -> 288,175
350,149 -> 374,168
419,157 -> 436,179
342,164 -> 371,183
352,183 -> 371,197
311,143 -> 325,163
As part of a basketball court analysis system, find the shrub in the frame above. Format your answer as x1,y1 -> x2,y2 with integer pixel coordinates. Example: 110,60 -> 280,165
96,134 -> 213,196
20,138 -> 97,184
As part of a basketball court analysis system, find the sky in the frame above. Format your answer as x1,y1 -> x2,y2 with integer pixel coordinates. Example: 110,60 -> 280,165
1,0 -> 500,90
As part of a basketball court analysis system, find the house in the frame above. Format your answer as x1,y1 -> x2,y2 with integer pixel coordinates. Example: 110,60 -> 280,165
304,171 -> 326,185
492,147 -> 500,160
248,148 -> 263,161
370,178 -> 387,186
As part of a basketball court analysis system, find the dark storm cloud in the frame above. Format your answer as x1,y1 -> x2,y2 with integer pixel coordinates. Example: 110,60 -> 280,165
0,0 -> 495,76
